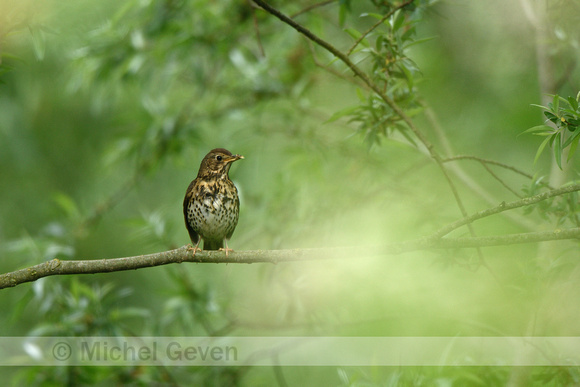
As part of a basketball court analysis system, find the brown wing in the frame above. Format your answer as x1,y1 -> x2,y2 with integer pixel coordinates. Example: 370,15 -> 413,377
183,179 -> 200,245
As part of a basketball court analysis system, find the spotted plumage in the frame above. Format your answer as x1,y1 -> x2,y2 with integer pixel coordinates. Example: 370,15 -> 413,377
183,148 -> 243,255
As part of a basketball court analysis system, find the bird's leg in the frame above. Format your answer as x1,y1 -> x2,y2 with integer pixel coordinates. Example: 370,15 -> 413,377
218,238 -> 233,257
187,238 -> 202,256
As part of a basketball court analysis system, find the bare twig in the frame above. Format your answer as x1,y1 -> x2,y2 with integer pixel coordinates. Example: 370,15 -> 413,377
291,0 -> 336,19
443,156 -> 532,198
442,155 -> 540,182
249,0 -> 266,57
481,162 -> 522,197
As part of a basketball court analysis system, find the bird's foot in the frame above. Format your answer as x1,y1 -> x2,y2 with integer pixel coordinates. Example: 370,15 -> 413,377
218,247 -> 234,257
187,244 -> 202,257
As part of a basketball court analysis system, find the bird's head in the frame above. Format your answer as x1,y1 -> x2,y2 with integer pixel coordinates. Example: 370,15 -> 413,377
197,148 -> 244,178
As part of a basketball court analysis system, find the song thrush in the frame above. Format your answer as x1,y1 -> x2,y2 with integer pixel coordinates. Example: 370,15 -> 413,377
183,148 -> 243,255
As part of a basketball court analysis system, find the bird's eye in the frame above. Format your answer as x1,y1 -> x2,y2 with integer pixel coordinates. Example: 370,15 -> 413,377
216,155 -> 223,161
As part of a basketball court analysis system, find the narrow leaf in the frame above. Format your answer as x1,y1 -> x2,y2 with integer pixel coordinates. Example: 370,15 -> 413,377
563,128 -> 580,147
554,132 -> 562,170
403,36 -> 436,49
530,103 -> 550,111
533,135 -> 552,164
521,125 -> 552,135
393,10 -> 405,31
567,134 -> 580,161
567,96 -> 578,111
552,94 -> 560,114
355,87 -> 366,102
361,13 -> 386,21
544,111 -> 559,124
344,27 -> 362,40
325,106 -> 359,123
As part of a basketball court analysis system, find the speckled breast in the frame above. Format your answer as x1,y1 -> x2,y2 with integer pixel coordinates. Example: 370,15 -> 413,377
186,182 -> 239,241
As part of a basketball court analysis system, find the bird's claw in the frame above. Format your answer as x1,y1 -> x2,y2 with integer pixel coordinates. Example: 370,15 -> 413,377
218,247 -> 234,257
187,244 -> 202,257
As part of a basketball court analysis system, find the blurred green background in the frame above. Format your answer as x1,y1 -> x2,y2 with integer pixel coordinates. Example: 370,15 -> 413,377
1,0 -> 579,384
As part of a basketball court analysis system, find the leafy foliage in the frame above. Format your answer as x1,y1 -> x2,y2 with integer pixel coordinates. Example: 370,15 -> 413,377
525,93 -> 580,168
336,2 -> 431,148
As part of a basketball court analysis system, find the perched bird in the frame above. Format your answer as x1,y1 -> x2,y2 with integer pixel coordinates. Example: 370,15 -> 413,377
183,148 -> 244,255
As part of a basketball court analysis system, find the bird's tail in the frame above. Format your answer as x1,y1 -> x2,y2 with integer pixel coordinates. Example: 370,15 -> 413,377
203,239 -> 224,250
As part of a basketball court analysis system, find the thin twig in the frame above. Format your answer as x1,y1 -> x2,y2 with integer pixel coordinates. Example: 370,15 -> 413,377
430,183 -> 580,239
479,161 -> 523,198
442,155 -> 539,182
249,0 -> 266,57
291,0 -> 336,19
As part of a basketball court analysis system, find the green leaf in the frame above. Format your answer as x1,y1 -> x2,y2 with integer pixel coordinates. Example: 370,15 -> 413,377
533,135 -> 552,164
530,103 -> 550,111
549,132 -> 557,146
567,96 -> 578,111
399,62 -> 414,87
344,27 -> 362,40
325,106 -> 359,123
338,0 -> 351,26
554,132 -> 563,169
521,125 -> 553,135
344,28 -> 370,47
561,108 -> 578,116
401,26 -> 416,42
544,111 -> 559,124
375,35 -> 384,51
552,94 -> 560,114
52,192 -> 81,220
403,36 -> 436,49
405,107 -> 424,118
392,10 -> 406,32
563,128 -> 580,147
394,124 -> 417,147
567,133 -> 580,161
361,13 -> 385,21
355,87 -> 366,102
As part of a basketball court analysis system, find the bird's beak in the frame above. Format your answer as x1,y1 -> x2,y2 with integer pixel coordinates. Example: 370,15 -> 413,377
228,154 -> 244,163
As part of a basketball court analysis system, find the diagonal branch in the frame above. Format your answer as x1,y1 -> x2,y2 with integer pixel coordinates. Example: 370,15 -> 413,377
430,182 -> 580,239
